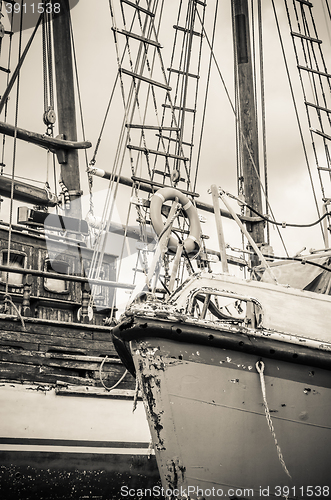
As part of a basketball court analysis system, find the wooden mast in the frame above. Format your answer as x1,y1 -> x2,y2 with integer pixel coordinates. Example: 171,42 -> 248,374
232,0 -> 265,265
52,0 -> 82,219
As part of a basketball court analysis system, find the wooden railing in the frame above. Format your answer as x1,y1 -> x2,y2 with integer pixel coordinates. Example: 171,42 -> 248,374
0,265 -> 135,323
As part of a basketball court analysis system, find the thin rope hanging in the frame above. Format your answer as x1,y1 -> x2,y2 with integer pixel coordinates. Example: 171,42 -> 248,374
281,0 -> 325,242
193,0 -> 218,193
42,10 -> 56,136
5,0 -> 24,298
0,5 -> 14,179
196,8 -> 289,256
257,0 -> 270,245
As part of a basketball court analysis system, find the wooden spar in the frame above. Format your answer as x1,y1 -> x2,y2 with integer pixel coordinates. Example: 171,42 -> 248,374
232,0 -> 265,262
0,264 -> 135,289
52,0 -> 82,219
0,175 -> 58,206
0,121 -> 91,153
87,167 -> 263,223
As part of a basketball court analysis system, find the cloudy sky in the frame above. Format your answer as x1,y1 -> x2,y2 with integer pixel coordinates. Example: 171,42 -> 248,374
0,0 -> 330,308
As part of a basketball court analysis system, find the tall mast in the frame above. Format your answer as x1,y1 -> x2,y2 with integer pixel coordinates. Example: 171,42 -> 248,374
52,0 -> 82,219
232,0 -> 265,265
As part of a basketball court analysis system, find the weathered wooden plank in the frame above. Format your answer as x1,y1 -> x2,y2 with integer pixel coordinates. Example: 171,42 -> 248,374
0,352 -> 134,388
0,361 -> 132,385
48,352 -> 121,363
0,331 -> 117,355
0,361 -> 95,386
0,315 -> 113,331
92,331 -> 113,341
0,320 -> 93,340
0,339 -> 39,351
0,349 -> 121,371
55,386 -> 139,399
40,344 -> 117,357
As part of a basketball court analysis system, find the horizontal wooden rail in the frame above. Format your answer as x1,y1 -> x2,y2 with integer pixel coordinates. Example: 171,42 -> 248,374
0,265 -> 135,290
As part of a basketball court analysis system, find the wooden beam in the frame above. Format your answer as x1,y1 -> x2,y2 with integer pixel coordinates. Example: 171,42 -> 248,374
0,120 -> 91,153
87,167 -> 264,223
0,175 -> 58,206
0,264 -> 135,289
52,0 -> 82,218
232,0 -> 265,262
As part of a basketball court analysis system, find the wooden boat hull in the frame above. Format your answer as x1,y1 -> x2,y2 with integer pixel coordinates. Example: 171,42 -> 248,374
114,325 -> 331,499
0,381 -> 160,498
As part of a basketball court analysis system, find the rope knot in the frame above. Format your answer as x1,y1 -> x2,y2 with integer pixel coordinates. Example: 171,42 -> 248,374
255,360 -> 264,373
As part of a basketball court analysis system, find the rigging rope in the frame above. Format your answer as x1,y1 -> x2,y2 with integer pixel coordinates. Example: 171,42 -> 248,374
193,0 -> 218,193
257,0 -> 269,245
188,1 -> 205,187
280,0 -> 324,239
256,361 -> 291,479
0,1 -> 14,217
147,0 -> 207,285
226,190 -> 331,228
5,0 -> 24,297
69,15 -> 91,218
290,0 -> 331,243
264,254 -> 331,274
2,293 -> 25,329
89,0 -> 194,306
42,9 -> 55,135
196,9 -> 289,256
86,0 -> 152,314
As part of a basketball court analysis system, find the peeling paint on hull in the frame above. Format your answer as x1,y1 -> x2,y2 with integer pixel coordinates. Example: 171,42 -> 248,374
131,337 -> 331,499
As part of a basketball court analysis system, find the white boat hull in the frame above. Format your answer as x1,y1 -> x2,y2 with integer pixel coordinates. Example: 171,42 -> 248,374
0,382 -> 159,498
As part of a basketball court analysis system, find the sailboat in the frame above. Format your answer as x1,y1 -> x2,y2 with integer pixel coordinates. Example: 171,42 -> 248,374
107,0 -> 331,497
0,1 -> 159,497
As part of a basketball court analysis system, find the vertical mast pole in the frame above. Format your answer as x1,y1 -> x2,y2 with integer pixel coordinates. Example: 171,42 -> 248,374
232,0 -> 265,265
52,0 -> 82,219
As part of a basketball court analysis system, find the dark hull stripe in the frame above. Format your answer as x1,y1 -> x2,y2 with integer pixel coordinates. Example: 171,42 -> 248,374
0,437 -> 150,448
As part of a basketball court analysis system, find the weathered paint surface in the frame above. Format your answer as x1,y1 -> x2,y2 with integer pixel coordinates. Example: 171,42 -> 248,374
131,337 -> 331,498
132,342 -> 188,492
112,271 -> 331,497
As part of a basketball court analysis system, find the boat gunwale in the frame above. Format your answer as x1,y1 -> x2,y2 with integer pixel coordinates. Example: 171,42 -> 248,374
113,316 -> 331,372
